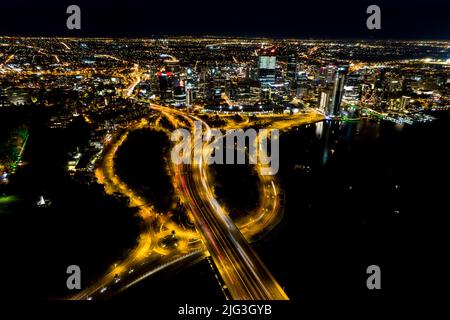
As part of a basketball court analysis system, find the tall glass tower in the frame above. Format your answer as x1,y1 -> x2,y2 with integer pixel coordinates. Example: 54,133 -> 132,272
330,66 -> 349,116
258,47 -> 277,88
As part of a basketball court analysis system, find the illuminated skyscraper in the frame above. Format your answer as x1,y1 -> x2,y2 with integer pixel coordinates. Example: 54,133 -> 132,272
286,54 -> 297,83
258,47 -> 277,88
330,66 -> 349,116
157,71 -> 173,100
318,85 -> 333,115
173,83 -> 186,105
186,87 -> 194,106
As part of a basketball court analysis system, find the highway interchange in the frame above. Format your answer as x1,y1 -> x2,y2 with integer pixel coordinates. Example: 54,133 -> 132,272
70,67 -> 324,301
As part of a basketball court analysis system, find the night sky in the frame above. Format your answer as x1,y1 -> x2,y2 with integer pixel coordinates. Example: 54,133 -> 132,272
0,0 -> 449,39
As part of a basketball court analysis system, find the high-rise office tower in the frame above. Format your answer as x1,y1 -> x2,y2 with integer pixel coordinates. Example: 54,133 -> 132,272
400,95 -> 410,111
258,47 -> 277,88
164,57 -> 180,74
286,54 -> 297,96
375,68 -> 386,90
173,83 -> 186,105
330,66 -> 349,116
186,86 -> 194,106
319,65 -> 336,84
388,95 -> 410,112
318,85 -> 333,115
286,54 -> 297,83
157,71 -> 173,100
319,91 -> 331,114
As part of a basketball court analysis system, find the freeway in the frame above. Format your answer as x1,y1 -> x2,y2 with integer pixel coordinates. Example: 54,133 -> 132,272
69,110 -> 287,300
70,103 -> 323,300
157,105 -> 288,300
176,161 -> 289,300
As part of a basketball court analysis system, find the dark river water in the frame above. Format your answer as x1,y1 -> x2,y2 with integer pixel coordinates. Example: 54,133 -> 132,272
254,112 -> 450,305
